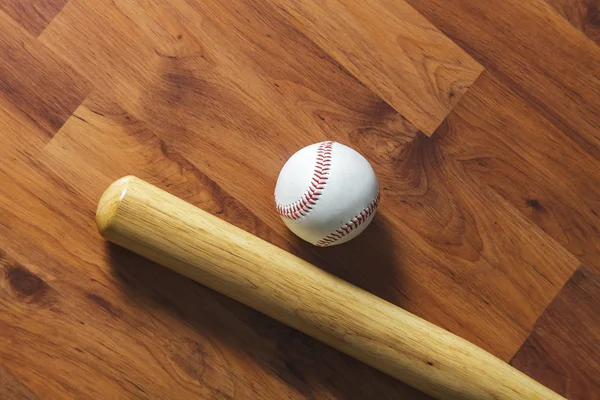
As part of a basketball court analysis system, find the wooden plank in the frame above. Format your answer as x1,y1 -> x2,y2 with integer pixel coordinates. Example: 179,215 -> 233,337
439,71 -> 600,271
359,134 -> 579,360
545,0 -> 600,45
39,0 -> 408,121
39,0 -> 419,231
0,93 -> 50,159
0,0 -> 68,36
0,366 -> 40,400
404,0 -> 600,160
273,0 -> 484,135
0,10 -> 90,136
510,266 -> 600,399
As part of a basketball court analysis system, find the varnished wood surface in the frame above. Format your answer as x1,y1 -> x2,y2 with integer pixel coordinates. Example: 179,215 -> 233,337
545,0 -> 600,44
273,0 -> 483,135
0,0 -> 598,398
511,266 -> 600,399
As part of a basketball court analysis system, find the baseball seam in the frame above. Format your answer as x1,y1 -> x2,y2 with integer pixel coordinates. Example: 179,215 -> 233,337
315,192 -> 380,247
275,141 -> 333,220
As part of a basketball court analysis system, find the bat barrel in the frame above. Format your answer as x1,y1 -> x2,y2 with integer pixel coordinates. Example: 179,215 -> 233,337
96,176 -> 563,400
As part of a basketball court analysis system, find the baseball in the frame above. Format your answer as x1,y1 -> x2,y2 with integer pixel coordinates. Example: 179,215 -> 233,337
275,141 -> 380,247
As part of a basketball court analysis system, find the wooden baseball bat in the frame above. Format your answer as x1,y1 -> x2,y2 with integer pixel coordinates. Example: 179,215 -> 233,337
96,176 -> 563,400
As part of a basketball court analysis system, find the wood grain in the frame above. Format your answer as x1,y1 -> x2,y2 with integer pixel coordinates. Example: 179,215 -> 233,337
404,0 -> 600,269
39,0 -> 419,236
274,0 -> 484,135
405,0 -> 600,160
511,266 -> 600,399
0,10 -> 90,136
0,365 -> 40,400
0,0 -> 68,36
0,0 -> 598,397
438,71 -> 600,271
351,133 -> 579,360
545,0 -> 600,44
0,93 -> 50,159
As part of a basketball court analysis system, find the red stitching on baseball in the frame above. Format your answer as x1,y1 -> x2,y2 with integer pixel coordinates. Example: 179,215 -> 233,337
315,192 -> 380,247
275,141 -> 334,220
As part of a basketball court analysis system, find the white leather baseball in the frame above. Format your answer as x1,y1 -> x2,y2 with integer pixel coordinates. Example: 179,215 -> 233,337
275,141 -> 380,247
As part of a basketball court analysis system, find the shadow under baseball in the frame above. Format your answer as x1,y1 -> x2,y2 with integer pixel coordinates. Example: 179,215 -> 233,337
292,211 -> 408,309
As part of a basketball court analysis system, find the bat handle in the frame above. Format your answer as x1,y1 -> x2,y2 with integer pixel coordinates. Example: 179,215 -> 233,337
96,176 -> 564,400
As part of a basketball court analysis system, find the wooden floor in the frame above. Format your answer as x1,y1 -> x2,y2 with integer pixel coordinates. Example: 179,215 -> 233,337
1,0 -> 599,398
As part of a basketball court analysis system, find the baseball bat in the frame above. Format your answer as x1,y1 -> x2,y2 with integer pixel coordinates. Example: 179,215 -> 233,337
96,176 -> 563,400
